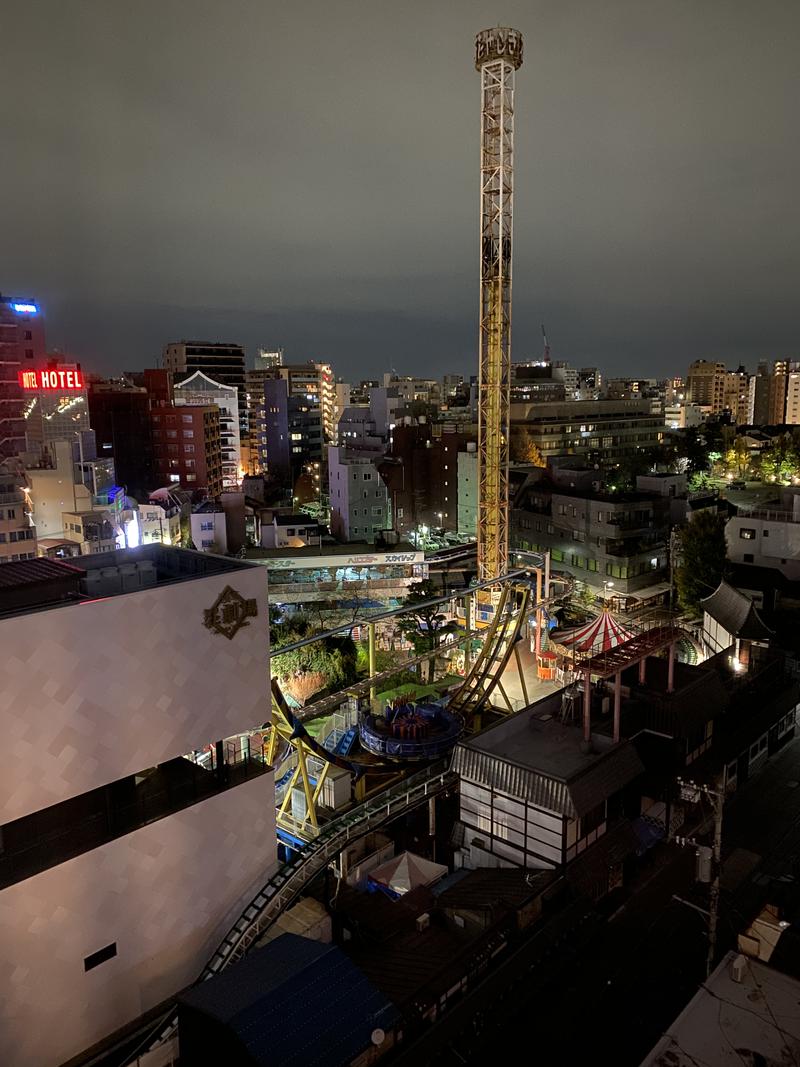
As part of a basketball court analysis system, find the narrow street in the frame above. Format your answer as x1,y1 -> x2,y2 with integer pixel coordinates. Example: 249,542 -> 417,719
451,734 -> 800,1066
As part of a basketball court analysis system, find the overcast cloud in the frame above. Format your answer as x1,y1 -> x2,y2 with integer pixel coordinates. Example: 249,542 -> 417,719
2,0 -> 798,379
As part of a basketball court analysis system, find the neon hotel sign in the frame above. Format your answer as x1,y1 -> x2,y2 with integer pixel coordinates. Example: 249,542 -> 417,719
18,369 -> 84,390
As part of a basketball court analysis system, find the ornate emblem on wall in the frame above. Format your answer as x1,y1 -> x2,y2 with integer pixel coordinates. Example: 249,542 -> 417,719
203,585 -> 258,640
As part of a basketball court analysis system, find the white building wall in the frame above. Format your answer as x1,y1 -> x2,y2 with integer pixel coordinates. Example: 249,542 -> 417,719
0,774 -> 277,1067
0,564 -> 268,822
26,439 -> 93,539
727,514 -> 800,581
191,510 -> 228,553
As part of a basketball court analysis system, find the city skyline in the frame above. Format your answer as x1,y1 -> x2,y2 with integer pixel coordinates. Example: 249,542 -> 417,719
4,1 -> 799,378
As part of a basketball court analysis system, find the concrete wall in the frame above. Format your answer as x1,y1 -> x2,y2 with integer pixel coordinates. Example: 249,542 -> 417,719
0,564 -> 268,822
0,772 -> 277,1067
727,514 -> 800,581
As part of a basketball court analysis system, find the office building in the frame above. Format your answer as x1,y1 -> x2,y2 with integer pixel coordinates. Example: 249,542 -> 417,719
686,360 -> 727,412
163,341 -> 247,438
174,370 -> 241,489
510,398 -> 664,468
0,547 -> 274,1066
150,404 -> 223,497
381,422 -> 472,536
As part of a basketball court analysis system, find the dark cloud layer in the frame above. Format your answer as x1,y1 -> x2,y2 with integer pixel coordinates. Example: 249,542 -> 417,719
2,1 -> 798,379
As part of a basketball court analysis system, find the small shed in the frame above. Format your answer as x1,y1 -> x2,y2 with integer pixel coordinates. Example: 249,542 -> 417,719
178,933 -> 400,1067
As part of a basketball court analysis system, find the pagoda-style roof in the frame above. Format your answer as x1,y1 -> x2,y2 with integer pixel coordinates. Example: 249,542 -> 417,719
701,580 -> 772,640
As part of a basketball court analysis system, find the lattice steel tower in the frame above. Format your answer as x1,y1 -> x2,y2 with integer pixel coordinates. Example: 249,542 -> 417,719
475,27 -> 523,581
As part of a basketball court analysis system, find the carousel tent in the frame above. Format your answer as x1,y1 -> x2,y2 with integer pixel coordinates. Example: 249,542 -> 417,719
551,609 -> 637,654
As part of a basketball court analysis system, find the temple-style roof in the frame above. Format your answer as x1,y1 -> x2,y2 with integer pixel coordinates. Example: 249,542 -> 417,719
700,580 -> 772,640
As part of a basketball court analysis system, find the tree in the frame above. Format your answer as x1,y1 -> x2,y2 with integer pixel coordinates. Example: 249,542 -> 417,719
271,614 -> 357,705
397,579 -> 457,681
676,511 -> 728,616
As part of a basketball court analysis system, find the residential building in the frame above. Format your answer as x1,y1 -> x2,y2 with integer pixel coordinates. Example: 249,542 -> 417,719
328,445 -> 391,544
458,443 -> 479,539
369,385 -> 404,437
0,461 -> 36,562
150,404 -> 223,497
722,365 -> 750,425
190,500 -> 228,553
785,370 -> 800,425
727,500 -> 800,582
512,467 -> 680,604
262,376 -> 323,486
174,370 -> 241,489
382,372 -> 441,407
381,422 -> 473,537
686,360 -> 726,412
509,398 -> 664,468
0,294 -> 46,459
163,341 -> 247,438
0,548 -> 274,1067
260,512 -> 322,549
748,361 -> 772,424
443,373 -> 464,397
61,507 -> 121,554
139,495 -> 182,546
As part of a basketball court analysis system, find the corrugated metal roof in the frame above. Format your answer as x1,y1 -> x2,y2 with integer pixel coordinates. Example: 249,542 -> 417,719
0,557 -> 83,588
453,738 -> 644,818
178,933 -> 399,1067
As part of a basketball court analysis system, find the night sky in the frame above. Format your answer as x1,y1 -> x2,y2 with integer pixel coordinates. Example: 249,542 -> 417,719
3,1 -> 799,380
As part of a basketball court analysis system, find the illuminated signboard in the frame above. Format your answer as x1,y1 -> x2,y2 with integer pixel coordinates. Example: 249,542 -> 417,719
18,369 -> 84,390
10,302 -> 38,314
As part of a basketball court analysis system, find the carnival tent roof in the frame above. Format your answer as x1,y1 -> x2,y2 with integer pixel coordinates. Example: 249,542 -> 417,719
551,609 -> 637,654
367,851 -> 448,897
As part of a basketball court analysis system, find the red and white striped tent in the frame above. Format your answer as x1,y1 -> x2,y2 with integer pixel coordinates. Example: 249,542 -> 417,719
550,609 -> 636,655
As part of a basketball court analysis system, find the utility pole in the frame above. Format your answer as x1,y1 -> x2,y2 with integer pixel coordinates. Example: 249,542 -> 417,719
676,777 -> 724,977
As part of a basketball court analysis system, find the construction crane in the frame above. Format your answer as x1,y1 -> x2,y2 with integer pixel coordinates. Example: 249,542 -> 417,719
541,323 -> 551,363
475,27 -> 524,583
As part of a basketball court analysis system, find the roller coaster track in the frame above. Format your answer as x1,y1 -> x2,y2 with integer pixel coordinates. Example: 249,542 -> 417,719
126,763 -> 456,1061
122,569 -> 571,1063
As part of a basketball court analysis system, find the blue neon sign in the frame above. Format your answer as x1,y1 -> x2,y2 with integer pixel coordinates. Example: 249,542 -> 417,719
11,302 -> 38,314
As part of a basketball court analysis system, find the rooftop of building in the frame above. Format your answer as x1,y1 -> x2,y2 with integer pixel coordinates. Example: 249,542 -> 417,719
701,580 -> 773,640
273,513 -> 320,526
453,690 -> 645,819
640,951 -> 800,1066
246,541 -> 419,562
177,933 -> 399,1067
0,545 -> 258,620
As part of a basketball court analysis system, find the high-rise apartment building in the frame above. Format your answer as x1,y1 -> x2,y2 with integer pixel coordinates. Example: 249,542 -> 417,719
722,365 -> 750,425
0,295 -> 46,459
174,371 -> 241,489
163,341 -> 247,438
256,348 -> 283,370
262,377 -> 323,485
150,404 -> 223,497
686,360 -> 727,412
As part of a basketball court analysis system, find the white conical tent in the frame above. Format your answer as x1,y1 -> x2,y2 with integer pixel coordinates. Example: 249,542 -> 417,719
367,851 -> 448,896
551,609 -> 636,655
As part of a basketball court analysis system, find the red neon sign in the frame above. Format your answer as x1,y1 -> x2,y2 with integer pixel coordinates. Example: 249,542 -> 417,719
18,369 -> 84,390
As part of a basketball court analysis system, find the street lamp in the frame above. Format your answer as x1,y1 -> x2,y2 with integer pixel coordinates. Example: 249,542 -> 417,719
602,580 -> 614,602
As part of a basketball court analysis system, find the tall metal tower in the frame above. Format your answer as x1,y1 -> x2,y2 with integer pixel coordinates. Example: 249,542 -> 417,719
475,27 -> 523,582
